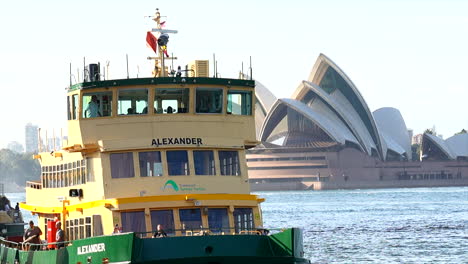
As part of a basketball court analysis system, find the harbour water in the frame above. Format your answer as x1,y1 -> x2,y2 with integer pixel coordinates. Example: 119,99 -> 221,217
258,187 -> 467,263
7,187 -> 467,263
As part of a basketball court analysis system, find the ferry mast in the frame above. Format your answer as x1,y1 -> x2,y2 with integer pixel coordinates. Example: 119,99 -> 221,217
149,8 -> 178,77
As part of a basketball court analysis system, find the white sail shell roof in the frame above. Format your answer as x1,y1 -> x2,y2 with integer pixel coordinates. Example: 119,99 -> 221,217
255,79 -> 277,139
424,133 -> 455,159
260,98 -> 359,147
373,107 -> 411,158
445,134 -> 468,158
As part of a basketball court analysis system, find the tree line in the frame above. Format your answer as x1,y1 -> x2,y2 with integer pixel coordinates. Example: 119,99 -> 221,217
0,149 -> 40,189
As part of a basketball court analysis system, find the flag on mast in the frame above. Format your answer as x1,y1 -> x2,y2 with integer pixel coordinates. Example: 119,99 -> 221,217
146,31 -> 157,53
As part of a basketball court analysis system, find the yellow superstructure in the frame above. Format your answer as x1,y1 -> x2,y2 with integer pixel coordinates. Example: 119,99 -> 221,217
22,77 -> 262,239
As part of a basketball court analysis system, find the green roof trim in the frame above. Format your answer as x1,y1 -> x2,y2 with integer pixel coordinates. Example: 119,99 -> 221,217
68,77 -> 255,91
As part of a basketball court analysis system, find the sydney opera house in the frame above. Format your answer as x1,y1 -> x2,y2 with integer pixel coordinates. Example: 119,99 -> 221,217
248,54 -> 468,190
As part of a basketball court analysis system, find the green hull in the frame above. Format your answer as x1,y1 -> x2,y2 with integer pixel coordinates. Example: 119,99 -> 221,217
0,228 -> 309,264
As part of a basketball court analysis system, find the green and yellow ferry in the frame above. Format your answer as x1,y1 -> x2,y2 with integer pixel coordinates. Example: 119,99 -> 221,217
1,9 -> 309,264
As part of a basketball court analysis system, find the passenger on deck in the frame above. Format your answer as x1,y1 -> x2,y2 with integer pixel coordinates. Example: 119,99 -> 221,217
256,226 -> 270,235
152,224 -> 167,238
176,66 -> 182,77
15,202 -> 19,211
113,224 -> 121,234
23,221 -> 42,251
55,221 -> 65,249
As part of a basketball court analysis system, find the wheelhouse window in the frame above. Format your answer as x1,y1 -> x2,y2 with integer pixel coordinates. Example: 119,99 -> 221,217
196,88 -> 223,113
154,88 -> 189,114
118,88 -> 148,115
167,150 -> 189,176
219,151 -> 240,176
208,208 -> 229,233
110,152 -> 135,178
193,150 -> 215,175
139,151 -> 163,177
179,209 -> 202,233
227,90 -> 252,115
233,208 -> 254,233
151,210 -> 175,235
82,92 -> 112,118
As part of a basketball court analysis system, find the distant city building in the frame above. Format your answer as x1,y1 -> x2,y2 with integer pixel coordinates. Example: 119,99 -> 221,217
25,123 -> 39,153
45,137 -> 62,152
407,129 -> 413,144
7,141 -> 24,153
412,134 -> 423,145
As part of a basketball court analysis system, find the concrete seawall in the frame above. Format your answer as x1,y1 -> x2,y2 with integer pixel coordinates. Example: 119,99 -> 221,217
251,178 -> 468,191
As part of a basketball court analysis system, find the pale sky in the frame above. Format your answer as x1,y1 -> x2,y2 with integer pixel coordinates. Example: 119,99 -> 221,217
1,0 -> 467,148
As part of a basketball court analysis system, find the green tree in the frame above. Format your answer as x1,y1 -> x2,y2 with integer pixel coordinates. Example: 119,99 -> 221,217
0,149 -> 40,189
424,128 -> 435,135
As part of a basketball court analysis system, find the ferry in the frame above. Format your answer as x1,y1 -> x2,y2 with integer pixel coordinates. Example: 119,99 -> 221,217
1,9 -> 309,264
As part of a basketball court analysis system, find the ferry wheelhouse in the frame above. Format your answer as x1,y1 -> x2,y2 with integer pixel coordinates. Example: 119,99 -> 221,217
7,9 -> 309,264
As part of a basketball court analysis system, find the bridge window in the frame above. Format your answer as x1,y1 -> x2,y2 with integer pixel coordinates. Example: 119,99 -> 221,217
208,208 -> 229,233
118,88 -> 148,115
82,92 -> 112,118
219,151 -> 240,176
154,88 -> 189,114
151,210 -> 175,236
167,150 -> 190,175
196,88 -> 223,113
193,150 -> 215,175
227,90 -> 252,115
139,151 -> 163,177
110,152 -> 135,178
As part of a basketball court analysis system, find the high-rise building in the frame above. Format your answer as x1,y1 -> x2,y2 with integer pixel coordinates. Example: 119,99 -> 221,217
408,129 -> 413,144
25,123 -> 39,153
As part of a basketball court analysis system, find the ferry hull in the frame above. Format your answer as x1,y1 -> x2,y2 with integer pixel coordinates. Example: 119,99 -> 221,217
1,228 -> 309,264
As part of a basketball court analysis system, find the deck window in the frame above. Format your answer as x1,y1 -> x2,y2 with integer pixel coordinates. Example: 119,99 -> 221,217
139,151 -> 163,177
167,150 -> 189,176
121,211 -> 146,237
219,151 -> 240,176
118,88 -> 148,115
208,208 -> 229,233
227,90 -> 252,115
233,208 -> 254,233
82,92 -> 112,118
179,209 -> 202,233
110,153 -> 135,178
193,150 -> 215,175
151,210 -> 175,235
196,88 -> 223,113
154,88 -> 189,114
